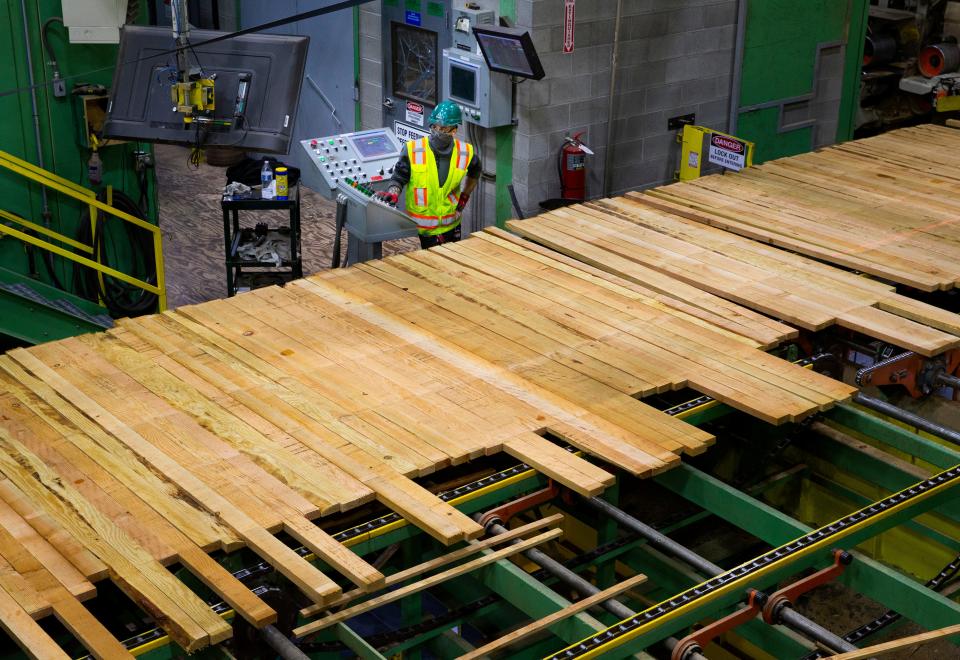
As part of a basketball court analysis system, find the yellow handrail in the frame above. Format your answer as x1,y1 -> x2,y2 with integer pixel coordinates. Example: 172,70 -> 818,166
0,224 -> 161,295
0,149 -> 166,311
0,209 -> 93,255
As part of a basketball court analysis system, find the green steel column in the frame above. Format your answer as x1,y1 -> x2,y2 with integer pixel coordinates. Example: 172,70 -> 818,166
837,0 -> 870,141
494,0 -> 516,228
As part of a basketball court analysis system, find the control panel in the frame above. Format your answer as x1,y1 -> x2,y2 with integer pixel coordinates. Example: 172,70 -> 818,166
299,128 -> 404,199
442,48 -> 513,128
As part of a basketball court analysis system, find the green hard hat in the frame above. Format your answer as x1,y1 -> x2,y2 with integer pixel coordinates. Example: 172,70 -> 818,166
429,100 -> 462,127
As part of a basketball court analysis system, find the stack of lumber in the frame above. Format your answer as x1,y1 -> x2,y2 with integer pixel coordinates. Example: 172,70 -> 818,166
0,230 -> 853,657
645,124 -> 960,292
508,194 -> 960,357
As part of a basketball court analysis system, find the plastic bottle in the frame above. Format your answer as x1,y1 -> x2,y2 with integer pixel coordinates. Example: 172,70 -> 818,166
261,160 -> 274,199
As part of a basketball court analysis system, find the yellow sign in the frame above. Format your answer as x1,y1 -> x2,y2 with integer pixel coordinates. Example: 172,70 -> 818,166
677,124 -> 755,181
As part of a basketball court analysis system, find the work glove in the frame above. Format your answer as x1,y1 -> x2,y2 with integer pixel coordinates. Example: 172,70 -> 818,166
373,186 -> 401,206
455,191 -> 470,222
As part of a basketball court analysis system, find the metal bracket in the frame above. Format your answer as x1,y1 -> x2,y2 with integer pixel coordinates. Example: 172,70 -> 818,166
477,483 -> 559,529
856,350 -> 960,397
762,549 -> 853,625
671,589 -> 767,660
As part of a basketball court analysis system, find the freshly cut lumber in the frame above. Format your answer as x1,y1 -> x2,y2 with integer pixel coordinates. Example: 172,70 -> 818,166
457,573 -> 648,659
300,513 -> 565,618
823,623 -> 960,659
648,124 -> 960,293
0,169 -> 867,657
293,528 -> 564,637
509,191 -> 960,357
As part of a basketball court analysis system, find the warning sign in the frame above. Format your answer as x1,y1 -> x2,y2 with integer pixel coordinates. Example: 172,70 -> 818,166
406,101 -> 425,127
395,120 -> 430,144
707,133 -> 747,171
563,0 -> 576,54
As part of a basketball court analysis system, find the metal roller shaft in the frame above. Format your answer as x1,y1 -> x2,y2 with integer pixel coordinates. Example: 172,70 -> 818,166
480,518 -> 707,660
935,372 -> 960,391
853,393 -> 960,446
262,624 -> 311,660
585,497 -> 856,653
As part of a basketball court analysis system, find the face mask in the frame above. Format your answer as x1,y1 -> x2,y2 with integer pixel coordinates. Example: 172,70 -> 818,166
430,128 -> 454,149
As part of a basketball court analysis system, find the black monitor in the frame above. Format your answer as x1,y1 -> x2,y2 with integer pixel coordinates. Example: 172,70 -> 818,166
103,25 -> 309,153
448,59 -> 479,105
472,25 -> 545,80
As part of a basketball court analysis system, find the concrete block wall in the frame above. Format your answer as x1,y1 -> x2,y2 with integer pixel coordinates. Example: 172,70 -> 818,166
511,0 -> 740,216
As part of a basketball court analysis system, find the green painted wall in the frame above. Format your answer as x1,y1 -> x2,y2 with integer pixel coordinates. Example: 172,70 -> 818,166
0,0 -> 157,294
735,0 -> 868,163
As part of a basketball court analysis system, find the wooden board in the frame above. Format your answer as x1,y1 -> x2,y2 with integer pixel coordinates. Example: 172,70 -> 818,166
508,192 -> 960,357
0,217 -> 856,656
647,124 -> 960,293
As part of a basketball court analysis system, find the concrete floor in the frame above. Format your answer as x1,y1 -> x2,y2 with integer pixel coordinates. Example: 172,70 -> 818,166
155,144 -> 418,309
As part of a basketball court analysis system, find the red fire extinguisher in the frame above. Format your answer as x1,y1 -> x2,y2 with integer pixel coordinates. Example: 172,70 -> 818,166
558,132 -> 594,200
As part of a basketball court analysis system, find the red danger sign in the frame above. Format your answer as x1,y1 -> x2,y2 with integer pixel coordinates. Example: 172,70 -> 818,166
711,135 -> 744,153
563,0 -> 575,54
708,133 -> 748,171
406,101 -> 423,114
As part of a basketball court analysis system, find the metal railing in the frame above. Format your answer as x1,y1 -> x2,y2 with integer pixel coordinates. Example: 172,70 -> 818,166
0,150 -> 166,311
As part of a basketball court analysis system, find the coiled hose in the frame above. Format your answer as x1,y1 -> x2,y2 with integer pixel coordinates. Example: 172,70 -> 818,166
74,189 -> 158,316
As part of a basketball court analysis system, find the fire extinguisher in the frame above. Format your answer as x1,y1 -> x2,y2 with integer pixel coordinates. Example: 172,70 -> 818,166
558,132 -> 594,200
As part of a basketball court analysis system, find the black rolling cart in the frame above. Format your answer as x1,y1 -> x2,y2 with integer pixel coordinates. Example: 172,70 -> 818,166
221,185 -> 302,296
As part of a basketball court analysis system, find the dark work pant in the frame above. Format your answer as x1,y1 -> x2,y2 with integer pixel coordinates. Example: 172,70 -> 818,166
418,224 -> 461,249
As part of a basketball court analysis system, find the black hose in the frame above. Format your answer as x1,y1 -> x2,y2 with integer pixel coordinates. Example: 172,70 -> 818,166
507,184 -> 525,220
40,16 -> 63,73
331,198 -> 347,269
75,189 -> 158,316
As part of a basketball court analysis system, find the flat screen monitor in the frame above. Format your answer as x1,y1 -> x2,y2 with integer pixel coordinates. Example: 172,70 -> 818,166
448,60 -> 478,105
103,25 -> 309,153
473,25 -> 544,80
347,129 -> 401,162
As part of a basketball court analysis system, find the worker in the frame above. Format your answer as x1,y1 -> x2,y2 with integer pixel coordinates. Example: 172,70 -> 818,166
374,100 -> 481,248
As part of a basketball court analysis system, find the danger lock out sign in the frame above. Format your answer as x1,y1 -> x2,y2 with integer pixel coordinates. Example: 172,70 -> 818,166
563,0 -> 575,54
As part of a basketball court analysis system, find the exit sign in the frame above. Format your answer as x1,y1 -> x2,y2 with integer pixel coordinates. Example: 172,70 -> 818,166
563,0 -> 575,54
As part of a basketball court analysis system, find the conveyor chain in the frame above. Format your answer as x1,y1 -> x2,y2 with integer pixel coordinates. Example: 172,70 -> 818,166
77,460 -> 541,657
854,350 -> 915,387
544,464 -> 960,659
802,552 -> 960,658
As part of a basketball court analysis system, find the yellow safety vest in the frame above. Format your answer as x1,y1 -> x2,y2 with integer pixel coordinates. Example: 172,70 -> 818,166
406,137 -> 474,235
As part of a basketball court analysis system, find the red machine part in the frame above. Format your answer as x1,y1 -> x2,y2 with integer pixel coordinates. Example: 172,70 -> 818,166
670,550 -> 852,660
671,589 -> 766,660
762,550 -> 852,624
559,132 -> 590,201
856,349 -> 960,399
476,482 -> 560,529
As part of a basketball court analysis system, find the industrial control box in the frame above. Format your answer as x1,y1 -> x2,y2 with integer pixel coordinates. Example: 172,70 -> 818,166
452,8 -> 495,52
442,48 -> 513,128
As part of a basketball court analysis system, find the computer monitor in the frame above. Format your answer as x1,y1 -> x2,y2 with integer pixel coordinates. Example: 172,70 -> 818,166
441,49 -> 512,128
448,58 -> 479,107
472,25 -> 544,80
103,25 -> 309,153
